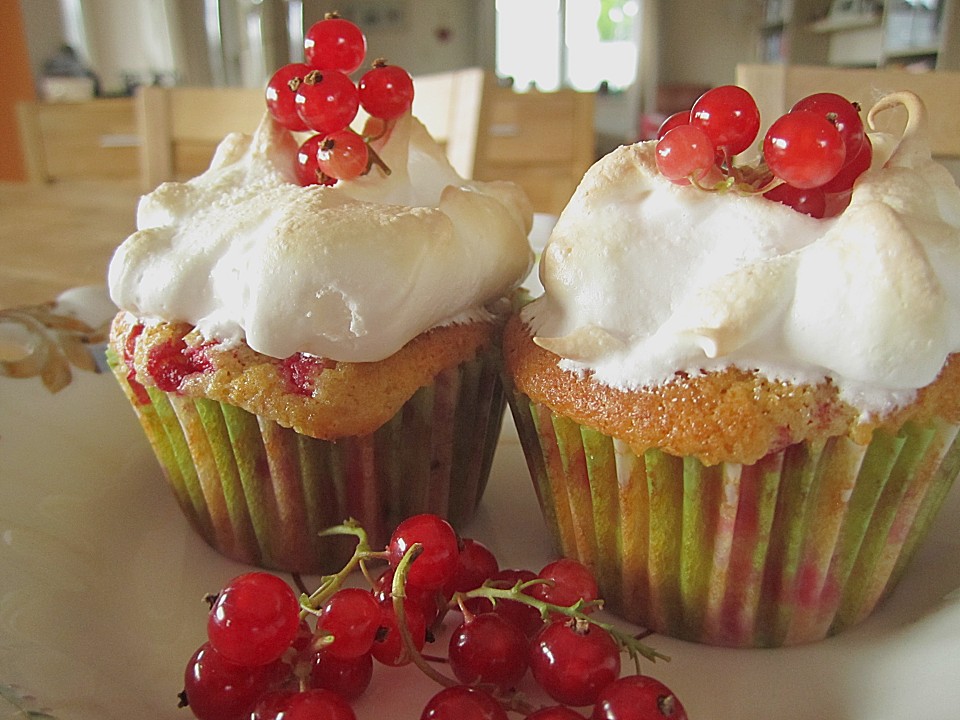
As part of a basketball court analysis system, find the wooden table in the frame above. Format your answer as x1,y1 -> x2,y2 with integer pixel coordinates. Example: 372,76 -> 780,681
0,179 -> 141,309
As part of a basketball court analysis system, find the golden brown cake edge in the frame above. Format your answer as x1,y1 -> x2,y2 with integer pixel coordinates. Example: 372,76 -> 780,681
503,314 -> 960,466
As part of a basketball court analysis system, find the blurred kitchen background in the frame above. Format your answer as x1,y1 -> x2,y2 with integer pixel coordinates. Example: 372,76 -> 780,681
3,0 -> 958,185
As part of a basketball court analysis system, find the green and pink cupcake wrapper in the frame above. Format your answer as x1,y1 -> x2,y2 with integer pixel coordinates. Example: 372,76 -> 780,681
508,388 -> 960,647
108,348 -> 506,574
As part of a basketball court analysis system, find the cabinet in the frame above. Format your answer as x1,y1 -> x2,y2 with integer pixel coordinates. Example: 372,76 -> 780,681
758,0 -> 959,70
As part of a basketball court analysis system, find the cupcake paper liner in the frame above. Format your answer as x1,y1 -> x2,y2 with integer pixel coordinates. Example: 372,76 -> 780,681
508,388 -> 960,647
108,348 -> 505,574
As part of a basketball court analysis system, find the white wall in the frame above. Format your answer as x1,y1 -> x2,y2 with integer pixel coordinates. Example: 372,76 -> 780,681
657,0 -> 761,87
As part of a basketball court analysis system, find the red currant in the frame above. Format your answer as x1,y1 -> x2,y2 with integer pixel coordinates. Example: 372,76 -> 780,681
820,134 -> 872,194
791,92 -> 866,162
318,129 -> 370,181
265,63 -> 310,131
308,650 -> 374,701
420,686 -> 509,720
388,514 -> 460,592
146,337 -> 211,392
304,16 -> 367,74
529,558 -> 599,612
207,572 -> 300,668
763,109 -> 846,189
279,352 -> 336,393
690,85 -> 760,156
295,69 -> 360,135
254,688 -> 356,720
528,707 -> 587,720
183,642 -> 287,720
591,675 -> 688,720
250,691 -> 294,720
371,597 -> 427,666
316,587 -> 382,659
823,189 -> 854,218
294,134 -> 331,187
529,620 -> 622,707
655,125 -> 715,184
359,61 -> 416,120
763,182 -> 826,219
448,612 -> 529,691
655,111 -> 689,140
489,568 -> 544,636
373,566 -> 446,628
444,537 -> 500,597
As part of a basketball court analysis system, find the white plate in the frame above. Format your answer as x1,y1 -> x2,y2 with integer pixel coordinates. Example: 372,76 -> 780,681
2,289 -> 959,720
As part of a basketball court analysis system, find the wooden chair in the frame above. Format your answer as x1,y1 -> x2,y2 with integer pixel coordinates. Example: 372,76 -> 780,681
735,63 -> 960,164
16,97 -> 139,184
136,85 -> 264,191
136,72 -> 598,214
413,67 -> 598,214
410,67 -> 486,179
473,82 -> 596,216
136,70 -> 486,191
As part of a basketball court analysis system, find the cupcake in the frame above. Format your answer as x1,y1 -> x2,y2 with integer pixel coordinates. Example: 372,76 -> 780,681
504,90 -> 960,647
107,32 -> 532,574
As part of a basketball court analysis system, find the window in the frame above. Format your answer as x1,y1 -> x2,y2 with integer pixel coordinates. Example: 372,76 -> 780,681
495,0 -> 642,92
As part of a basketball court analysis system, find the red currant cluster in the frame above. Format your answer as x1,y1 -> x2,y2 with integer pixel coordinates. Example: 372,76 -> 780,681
179,514 -> 687,720
264,13 -> 415,185
655,85 -> 872,219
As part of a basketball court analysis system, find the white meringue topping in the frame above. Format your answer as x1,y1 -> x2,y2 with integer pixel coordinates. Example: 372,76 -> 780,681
109,113 -> 533,362
524,92 -> 960,417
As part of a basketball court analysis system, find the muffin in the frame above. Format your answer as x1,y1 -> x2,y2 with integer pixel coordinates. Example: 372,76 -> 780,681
504,90 -> 960,647
108,101 -> 532,574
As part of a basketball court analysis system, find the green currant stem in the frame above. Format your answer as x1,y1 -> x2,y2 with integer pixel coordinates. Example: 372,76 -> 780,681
390,545 -> 539,716
689,172 -> 735,193
363,117 -> 394,143
297,519 -> 388,618
390,543 -> 457,688
460,580 -> 670,672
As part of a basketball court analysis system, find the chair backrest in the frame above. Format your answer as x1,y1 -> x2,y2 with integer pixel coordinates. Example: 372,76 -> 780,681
411,67 -> 486,179
472,83 -> 596,216
17,97 -> 139,183
136,72 -> 597,214
136,85 -> 264,191
736,63 -> 960,160
137,70 -> 488,192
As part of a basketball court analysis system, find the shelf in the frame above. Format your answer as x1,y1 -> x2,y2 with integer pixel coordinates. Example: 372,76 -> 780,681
808,12 -> 882,33
884,44 -> 941,58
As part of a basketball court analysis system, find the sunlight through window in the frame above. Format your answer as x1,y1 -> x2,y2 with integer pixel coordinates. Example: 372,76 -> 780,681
495,0 -> 640,92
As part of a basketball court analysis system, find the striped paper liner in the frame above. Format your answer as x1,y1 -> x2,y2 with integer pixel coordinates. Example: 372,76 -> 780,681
509,389 -> 960,647
109,348 -> 505,574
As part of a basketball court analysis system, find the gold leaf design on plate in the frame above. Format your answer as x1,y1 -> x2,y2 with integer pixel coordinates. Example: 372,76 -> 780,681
0,683 -> 58,719
0,302 -> 109,393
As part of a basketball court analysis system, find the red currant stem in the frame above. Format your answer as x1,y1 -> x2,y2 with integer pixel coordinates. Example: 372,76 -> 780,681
366,144 -> 391,176
363,118 -> 394,143
688,172 -> 735,193
750,176 -> 785,195
454,593 -> 477,622
388,545 -> 539,716
292,572 -> 310,596
390,542 -> 458,687
460,583 -> 669,669
419,653 -> 450,664
298,519 -> 387,617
